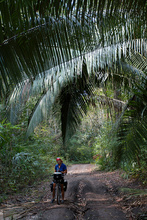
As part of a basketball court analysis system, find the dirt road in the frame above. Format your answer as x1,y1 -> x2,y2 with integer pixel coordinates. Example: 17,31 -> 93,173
1,164 -> 147,219
43,164 -> 126,220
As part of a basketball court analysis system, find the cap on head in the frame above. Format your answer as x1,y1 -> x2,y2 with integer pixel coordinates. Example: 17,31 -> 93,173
56,157 -> 63,162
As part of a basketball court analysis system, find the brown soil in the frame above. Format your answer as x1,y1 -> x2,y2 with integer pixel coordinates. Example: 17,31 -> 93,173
0,164 -> 147,220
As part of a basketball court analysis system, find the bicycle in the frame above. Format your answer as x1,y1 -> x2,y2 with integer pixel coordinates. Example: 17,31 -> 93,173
52,172 -> 67,205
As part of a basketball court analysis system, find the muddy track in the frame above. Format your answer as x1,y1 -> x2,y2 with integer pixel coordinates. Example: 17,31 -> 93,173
1,164 -> 147,219
32,164 -> 127,220
64,165 -> 126,220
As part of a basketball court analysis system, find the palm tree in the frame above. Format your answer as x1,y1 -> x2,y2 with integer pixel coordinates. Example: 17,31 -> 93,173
0,0 -> 146,146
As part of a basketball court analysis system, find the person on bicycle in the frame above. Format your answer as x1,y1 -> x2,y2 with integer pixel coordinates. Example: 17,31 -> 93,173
51,157 -> 67,203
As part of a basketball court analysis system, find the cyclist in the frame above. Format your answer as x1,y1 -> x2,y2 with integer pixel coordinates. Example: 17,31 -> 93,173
51,157 -> 67,203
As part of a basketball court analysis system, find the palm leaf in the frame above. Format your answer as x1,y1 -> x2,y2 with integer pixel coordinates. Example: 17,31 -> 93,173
7,34 -> 146,141
0,0 -> 146,42
8,40 -> 139,124
59,59 -> 93,143
111,51 -> 147,164
0,0 -> 146,143
1,1 -> 146,99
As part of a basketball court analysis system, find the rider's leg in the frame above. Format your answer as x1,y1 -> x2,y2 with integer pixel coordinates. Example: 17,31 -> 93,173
52,183 -> 56,199
61,184 -> 64,200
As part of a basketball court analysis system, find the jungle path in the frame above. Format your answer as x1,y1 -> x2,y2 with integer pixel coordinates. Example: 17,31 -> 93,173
1,164 -> 147,219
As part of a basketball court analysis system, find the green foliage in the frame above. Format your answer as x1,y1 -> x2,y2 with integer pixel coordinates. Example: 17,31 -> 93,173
64,105 -> 102,163
93,81 -> 147,183
66,138 -> 93,163
93,113 -> 147,181
93,123 -> 119,170
0,120 -> 61,196
119,188 -> 147,196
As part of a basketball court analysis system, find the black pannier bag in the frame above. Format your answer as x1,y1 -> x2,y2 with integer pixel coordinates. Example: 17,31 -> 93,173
53,172 -> 64,183
50,172 -> 67,192
64,180 -> 68,191
50,182 -> 53,192
53,172 -> 62,180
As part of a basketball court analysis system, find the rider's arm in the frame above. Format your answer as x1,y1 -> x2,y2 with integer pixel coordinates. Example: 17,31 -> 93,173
61,169 -> 67,174
55,164 -> 57,172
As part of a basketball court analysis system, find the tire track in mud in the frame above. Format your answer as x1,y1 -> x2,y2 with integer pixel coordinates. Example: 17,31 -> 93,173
62,165 -> 96,219
65,165 -> 127,220
68,180 -> 89,219
39,164 -> 127,220
2,164 -> 128,219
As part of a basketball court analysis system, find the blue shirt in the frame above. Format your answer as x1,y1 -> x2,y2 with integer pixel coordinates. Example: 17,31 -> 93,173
55,163 -> 67,172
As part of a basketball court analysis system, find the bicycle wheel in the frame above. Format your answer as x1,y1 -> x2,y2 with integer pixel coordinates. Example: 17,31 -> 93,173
57,184 -> 61,205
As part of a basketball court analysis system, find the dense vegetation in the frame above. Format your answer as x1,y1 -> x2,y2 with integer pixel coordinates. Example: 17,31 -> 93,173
0,0 -> 147,200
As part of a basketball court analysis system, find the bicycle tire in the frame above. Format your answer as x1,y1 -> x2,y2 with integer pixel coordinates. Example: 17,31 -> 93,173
57,184 -> 61,205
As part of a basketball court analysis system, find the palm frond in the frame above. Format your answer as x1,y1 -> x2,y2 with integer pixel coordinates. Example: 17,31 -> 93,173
8,39 -> 141,125
7,31 -> 146,139
59,59 -> 93,143
115,117 -> 147,165
110,50 -> 147,164
0,0 -> 146,144
1,1 -> 146,100
111,50 -> 147,128
26,59 -> 93,142
0,0 -> 146,42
